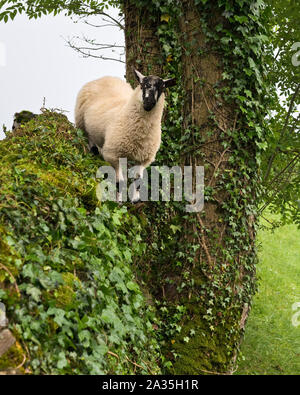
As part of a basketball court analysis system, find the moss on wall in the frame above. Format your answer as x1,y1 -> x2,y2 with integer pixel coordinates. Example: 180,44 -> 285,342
0,111 -> 161,374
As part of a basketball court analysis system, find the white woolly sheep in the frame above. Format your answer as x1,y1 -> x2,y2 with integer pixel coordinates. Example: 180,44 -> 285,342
75,69 -> 176,202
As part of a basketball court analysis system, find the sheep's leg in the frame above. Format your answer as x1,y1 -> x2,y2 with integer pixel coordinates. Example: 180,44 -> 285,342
115,164 -> 125,203
88,139 -> 99,155
131,164 -> 145,204
90,146 -> 99,155
131,158 -> 156,203
102,150 -> 125,203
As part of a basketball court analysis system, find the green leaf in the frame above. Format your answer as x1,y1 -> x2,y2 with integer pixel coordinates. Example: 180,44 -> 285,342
25,285 -> 41,302
78,330 -> 92,348
126,281 -> 140,293
101,308 -> 117,324
57,352 -> 68,370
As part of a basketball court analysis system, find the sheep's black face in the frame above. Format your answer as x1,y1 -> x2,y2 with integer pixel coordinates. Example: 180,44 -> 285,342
141,77 -> 165,112
134,69 -> 176,112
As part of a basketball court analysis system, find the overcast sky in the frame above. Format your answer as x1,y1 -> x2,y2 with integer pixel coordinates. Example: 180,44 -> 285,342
0,8 -> 125,139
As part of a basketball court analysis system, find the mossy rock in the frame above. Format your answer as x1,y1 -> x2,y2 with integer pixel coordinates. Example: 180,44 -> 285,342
0,341 -> 26,374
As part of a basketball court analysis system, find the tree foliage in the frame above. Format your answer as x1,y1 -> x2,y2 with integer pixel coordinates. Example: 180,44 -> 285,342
260,0 -> 300,227
0,0 -> 118,21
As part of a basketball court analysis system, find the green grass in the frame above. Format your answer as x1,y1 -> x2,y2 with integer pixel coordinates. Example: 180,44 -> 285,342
236,216 -> 300,375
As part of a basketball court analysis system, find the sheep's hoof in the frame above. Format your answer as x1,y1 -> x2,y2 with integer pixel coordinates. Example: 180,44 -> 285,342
116,180 -> 125,192
90,146 -> 99,155
116,192 -> 123,204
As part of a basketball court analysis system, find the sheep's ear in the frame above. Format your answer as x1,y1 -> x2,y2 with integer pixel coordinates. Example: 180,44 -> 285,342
134,69 -> 145,84
164,78 -> 176,88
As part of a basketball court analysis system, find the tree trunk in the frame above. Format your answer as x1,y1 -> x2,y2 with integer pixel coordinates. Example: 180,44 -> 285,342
123,0 -> 259,374
169,0 -> 257,374
123,0 -> 163,83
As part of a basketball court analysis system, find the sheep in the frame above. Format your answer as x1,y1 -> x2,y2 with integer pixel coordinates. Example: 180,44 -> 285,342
75,69 -> 176,202
12,110 -> 38,131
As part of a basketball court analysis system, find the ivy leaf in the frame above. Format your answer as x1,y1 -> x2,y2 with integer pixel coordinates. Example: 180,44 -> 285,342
160,14 -> 170,23
234,15 -> 248,24
78,330 -> 92,348
57,352 -> 68,369
25,285 -> 42,302
101,307 -> 117,324
170,225 -> 181,234
221,37 -> 232,45
47,307 -> 67,326
126,281 -> 140,293
248,57 -> 257,71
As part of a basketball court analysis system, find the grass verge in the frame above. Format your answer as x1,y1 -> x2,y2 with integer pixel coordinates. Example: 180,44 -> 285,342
236,216 -> 300,375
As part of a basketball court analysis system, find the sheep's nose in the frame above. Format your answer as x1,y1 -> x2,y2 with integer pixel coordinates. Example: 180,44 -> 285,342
144,103 -> 154,111
143,97 -> 155,111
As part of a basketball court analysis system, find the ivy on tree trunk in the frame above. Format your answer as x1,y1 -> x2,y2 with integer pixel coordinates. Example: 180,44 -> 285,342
123,0 -> 268,374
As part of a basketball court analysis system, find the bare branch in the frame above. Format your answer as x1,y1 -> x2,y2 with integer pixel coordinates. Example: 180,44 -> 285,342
100,11 -> 124,30
70,43 -> 124,51
64,11 -> 125,65
84,20 -> 117,28
74,11 -> 124,30
259,153 -> 300,214
67,38 -> 125,63
264,83 -> 300,182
